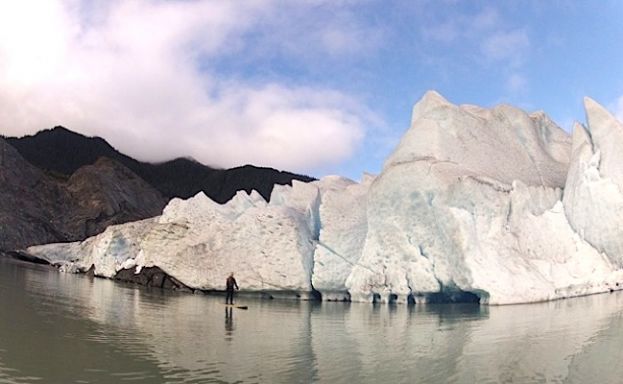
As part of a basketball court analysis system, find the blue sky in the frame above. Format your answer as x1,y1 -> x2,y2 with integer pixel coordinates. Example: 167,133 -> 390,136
1,1 -> 622,181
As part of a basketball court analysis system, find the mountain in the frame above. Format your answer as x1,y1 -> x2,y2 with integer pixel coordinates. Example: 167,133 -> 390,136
5,127 -> 315,203
23,92 -> 623,305
63,157 -> 166,238
0,137 -> 166,251
0,137 -> 67,250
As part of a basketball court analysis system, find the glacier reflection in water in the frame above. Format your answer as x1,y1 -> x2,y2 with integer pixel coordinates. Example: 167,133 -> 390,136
0,258 -> 622,384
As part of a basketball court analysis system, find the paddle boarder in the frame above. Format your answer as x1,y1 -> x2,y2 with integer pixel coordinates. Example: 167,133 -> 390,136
225,272 -> 239,304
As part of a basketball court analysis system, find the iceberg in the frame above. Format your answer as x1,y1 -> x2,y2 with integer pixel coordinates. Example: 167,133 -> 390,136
26,92 -> 623,304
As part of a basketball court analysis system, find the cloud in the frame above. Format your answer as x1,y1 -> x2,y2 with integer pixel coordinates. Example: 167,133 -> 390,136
248,3 -> 385,62
420,6 -> 500,44
419,6 -> 531,72
0,0 -> 374,174
158,84 -> 366,170
481,28 -> 530,65
472,7 -> 500,31
506,73 -> 528,93
422,21 -> 459,43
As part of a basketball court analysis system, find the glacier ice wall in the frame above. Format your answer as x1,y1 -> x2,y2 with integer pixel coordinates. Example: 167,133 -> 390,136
26,91 -> 623,305
312,175 -> 372,301
344,92 -> 620,304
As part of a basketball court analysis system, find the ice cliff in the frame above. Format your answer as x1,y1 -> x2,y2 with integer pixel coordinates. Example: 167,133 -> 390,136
26,91 -> 623,305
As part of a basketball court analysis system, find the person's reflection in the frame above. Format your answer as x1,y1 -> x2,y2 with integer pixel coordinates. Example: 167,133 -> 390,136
225,307 -> 234,338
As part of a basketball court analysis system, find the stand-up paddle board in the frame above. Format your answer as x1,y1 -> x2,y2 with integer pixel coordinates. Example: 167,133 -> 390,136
223,304 -> 248,310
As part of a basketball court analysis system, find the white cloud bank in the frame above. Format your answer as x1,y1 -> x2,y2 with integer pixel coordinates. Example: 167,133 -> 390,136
0,0 -> 371,173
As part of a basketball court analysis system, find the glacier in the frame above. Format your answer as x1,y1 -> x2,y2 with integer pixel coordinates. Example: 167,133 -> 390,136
25,91 -> 623,305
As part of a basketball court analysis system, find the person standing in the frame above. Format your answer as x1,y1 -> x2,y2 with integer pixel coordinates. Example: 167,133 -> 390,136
225,272 -> 239,304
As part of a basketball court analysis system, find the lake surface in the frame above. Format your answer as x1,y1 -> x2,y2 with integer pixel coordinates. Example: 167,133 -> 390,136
0,258 -> 622,384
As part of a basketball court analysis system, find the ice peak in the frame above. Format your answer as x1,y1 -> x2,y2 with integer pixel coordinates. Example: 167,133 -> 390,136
411,90 -> 453,122
570,122 -> 592,153
420,90 -> 450,105
388,90 -> 571,187
360,172 -> 376,185
579,96 -> 623,188
584,97 -> 621,134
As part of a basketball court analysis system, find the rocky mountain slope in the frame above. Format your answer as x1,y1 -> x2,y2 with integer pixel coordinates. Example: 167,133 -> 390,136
1,137 -> 66,250
0,137 -> 166,251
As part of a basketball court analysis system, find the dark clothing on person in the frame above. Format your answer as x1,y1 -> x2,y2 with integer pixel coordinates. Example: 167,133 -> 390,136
226,276 -> 238,290
225,275 -> 239,304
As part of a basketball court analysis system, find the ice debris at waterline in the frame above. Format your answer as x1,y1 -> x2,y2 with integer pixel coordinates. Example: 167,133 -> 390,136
25,91 -> 623,305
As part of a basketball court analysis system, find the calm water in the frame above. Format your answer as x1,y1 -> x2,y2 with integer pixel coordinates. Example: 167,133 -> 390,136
0,258 -> 622,384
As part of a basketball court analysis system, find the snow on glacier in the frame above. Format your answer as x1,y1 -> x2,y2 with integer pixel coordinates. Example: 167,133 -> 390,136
26,91 -> 623,305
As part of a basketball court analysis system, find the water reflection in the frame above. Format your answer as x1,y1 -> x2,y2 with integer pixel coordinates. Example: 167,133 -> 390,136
225,307 -> 234,339
0,258 -> 622,384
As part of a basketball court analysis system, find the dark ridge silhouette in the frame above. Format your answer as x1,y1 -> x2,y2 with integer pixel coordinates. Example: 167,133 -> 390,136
5,126 -> 315,203
5,126 -> 126,176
